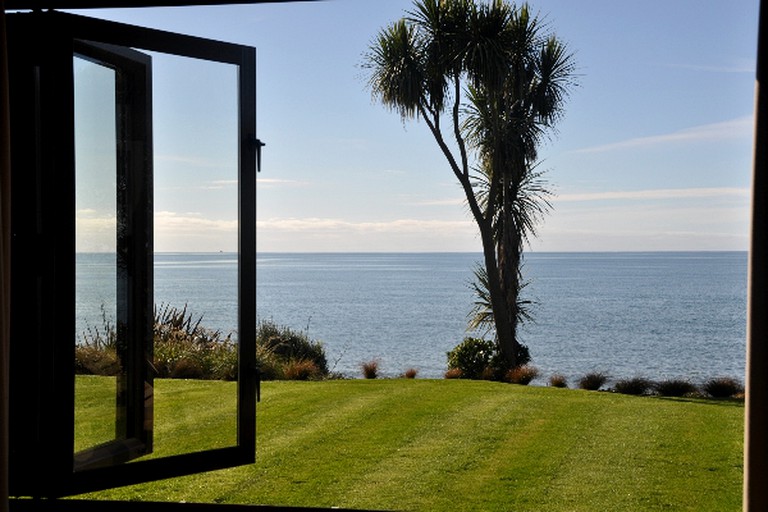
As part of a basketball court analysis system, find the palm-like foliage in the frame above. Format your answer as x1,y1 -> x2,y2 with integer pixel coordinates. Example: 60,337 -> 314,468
366,20 -> 425,120
470,159 -> 552,252
467,263 -> 534,335
364,0 -> 575,369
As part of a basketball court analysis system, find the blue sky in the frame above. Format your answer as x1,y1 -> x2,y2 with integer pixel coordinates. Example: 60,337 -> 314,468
71,0 -> 759,252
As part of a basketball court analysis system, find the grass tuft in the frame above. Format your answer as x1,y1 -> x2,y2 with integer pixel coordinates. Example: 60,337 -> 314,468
578,372 -> 609,391
703,377 -> 743,399
504,365 -> 539,385
548,374 -> 568,388
361,360 -> 380,379
283,359 -> 321,381
444,368 -> 462,379
613,377 -> 653,396
654,379 -> 699,397
402,368 -> 419,379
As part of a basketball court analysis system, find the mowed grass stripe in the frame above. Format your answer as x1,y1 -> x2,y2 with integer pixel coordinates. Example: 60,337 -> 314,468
518,393 -> 743,512
243,380 -> 488,508
81,379 -> 744,511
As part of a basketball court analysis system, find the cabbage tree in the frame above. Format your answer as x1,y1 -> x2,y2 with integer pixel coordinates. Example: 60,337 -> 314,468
365,0 -> 575,368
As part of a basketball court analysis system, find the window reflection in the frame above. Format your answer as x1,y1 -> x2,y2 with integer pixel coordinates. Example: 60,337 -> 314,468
74,51 -> 241,462
149,53 -> 240,456
74,55 -> 119,455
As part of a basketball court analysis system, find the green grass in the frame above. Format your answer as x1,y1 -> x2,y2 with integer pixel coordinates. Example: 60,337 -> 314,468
79,378 -> 744,511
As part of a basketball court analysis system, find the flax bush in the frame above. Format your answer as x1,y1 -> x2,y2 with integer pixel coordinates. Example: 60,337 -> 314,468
256,319 -> 329,376
76,307 -> 330,381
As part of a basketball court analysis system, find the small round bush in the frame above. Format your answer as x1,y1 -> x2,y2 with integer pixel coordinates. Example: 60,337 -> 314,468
578,372 -> 608,391
613,377 -> 653,396
703,377 -> 743,398
549,374 -> 568,388
402,368 -> 418,379
505,365 -> 540,385
444,368 -> 463,379
446,337 -> 496,380
654,379 -> 698,397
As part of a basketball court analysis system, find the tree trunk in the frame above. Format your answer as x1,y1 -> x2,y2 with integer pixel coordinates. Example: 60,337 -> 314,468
496,173 -> 522,368
478,218 -> 517,369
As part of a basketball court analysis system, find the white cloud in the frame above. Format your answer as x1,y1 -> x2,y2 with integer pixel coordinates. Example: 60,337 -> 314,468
155,211 -> 238,232
666,59 -> 755,74
256,177 -> 310,188
531,197 -> 750,252
554,187 -> 750,203
256,217 -> 480,252
411,197 -> 465,206
154,211 -> 238,252
257,217 -> 474,234
575,116 -> 753,154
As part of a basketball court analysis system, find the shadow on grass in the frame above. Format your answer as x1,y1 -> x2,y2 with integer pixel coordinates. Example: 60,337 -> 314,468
653,396 -> 745,408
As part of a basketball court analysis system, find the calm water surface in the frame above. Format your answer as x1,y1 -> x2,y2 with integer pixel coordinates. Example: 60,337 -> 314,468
76,252 -> 747,383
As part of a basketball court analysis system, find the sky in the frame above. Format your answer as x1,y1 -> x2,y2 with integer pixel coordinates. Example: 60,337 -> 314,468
66,0 -> 759,253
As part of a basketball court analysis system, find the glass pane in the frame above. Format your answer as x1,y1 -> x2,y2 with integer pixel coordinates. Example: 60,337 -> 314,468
73,56 -> 120,455
149,53 -> 240,457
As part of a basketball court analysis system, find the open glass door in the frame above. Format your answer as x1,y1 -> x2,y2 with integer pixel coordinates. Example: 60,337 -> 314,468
73,40 -> 154,472
7,10 -> 257,498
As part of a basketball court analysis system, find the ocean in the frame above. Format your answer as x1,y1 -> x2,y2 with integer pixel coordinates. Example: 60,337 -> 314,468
76,252 -> 748,384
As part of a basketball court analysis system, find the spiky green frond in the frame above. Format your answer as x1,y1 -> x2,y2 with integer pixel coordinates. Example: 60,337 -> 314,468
468,263 -> 536,335
365,19 -> 426,120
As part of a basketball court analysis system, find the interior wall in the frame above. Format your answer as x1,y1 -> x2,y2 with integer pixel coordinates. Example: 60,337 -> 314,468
0,2 -> 11,511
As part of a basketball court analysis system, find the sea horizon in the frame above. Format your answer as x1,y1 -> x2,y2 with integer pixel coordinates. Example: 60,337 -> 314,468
77,251 -> 748,382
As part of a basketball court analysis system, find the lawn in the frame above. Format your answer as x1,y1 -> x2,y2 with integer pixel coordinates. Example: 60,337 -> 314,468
79,378 -> 744,511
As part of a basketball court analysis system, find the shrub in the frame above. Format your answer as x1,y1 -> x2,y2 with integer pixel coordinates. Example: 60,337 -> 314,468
505,365 -> 539,385
361,360 -> 379,379
578,372 -> 608,391
446,337 -> 496,380
613,377 -> 653,396
654,378 -> 698,397
74,345 -> 121,376
549,374 -> 568,388
151,303 -> 239,380
78,305 -> 334,381
257,319 -> 328,375
703,377 -> 743,399
80,304 -> 118,351
200,338 -> 239,380
402,368 -> 418,379
480,365 -> 498,381
256,344 -> 284,381
283,359 -> 320,381
170,358 -> 205,379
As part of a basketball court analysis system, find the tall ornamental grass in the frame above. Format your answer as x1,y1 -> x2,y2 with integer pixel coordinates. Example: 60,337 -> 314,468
75,306 -> 329,381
